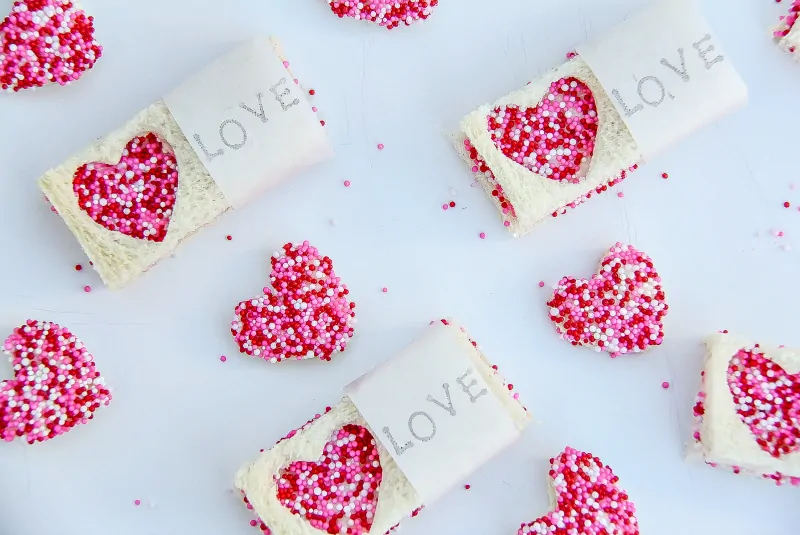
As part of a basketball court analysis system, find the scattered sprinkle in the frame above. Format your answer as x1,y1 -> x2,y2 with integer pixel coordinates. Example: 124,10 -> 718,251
381,287 -> 388,293
312,106 -> 318,112
442,204 -> 449,211
83,285 -> 92,293
74,264 -> 83,271
282,60 -> 290,68
134,500 -> 141,507
784,201 -> 792,208
662,381 -> 670,389
220,355 -> 227,363
538,281 -> 545,288
449,201 -> 456,208
309,89 -> 316,96
344,180 -> 351,187
320,120 -> 326,126
377,143 -> 385,150
662,173 -> 669,179
617,192 -> 625,198
226,235 -> 233,241
464,484 -> 471,490
479,232 -> 486,239
504,221 -> 511,227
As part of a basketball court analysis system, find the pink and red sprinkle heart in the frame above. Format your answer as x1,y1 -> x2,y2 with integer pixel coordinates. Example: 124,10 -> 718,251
519,447 -> 639,535
73,133 -> 178,243
0,0 -> 102,92
0,320 -> 111,444
547,243 -> 668,357
231,241 -> 356,363
326,0 -> 438,30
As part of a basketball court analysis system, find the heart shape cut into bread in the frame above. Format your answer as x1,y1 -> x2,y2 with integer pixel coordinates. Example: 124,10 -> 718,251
0,319 -> 111,444
325,0 -> 438,30
487,77 -> 598,185
72,133 -> 179,243
518,447 -> 639,535
231,241 -> 356,363
728,348 -> 800,458
276,424 -> 382,535
547,243 -> 667,357
0,0 -> 102,92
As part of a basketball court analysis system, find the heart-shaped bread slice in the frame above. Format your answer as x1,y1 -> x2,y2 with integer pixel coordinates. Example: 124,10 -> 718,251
1,319 -> 111,444
518,447 -> 639,535
231,241 -> 356,363
547,243 -> 668,357
0,0 -> 102,92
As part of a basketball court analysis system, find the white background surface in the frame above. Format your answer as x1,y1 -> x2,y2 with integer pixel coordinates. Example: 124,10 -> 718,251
0,0 -> 799,533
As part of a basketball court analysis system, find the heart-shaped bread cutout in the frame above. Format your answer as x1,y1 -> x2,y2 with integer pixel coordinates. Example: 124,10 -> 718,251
547,243 -> 668,357
489,77 -> 598,185
519,447 -> 639,535
73,133 -> 179,243
326,0 -> 438,30
276,424 -> 382,535
0,0 -> 102,92
728,348 -> 800,458
231,241 -> 356,363
0,319 -> 111,444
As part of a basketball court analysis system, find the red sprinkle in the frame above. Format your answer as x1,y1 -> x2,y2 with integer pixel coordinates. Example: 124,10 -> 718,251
661,173 -> 669,179
226,235 -> 233,241
464,484 -> 471,490
309,89 -> 316,96
75,264 -> 83,271
784,201 -> 791,208
320,120 -> 326,126
449,201 -> 456,208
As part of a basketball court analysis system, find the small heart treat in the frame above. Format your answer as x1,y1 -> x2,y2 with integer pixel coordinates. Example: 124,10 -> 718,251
1,320 -> 111,444
235,320 -> 530,535
454,3 -> 746,236
0,0 -> 102,92
39,37 -> 331,289
325,0 -> 438,30
774,1 -> 800,60
518,447 -> 639,535
547,243 -> 668,357
231,241 -> 356,363
690,333 -> 800,487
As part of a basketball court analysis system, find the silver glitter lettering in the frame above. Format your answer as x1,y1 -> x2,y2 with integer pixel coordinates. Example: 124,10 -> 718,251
240,92 -> 268,124
456,368 -> 488,403
637,76 -> 666,107
426,383 -> 456,416
270,78 -> 300,111
219,119 -> 247,150
693,34 -> 724,70
660,48 -> 689,82
612,89 -> 643,117
193,134 -> 224,161
408,411 -> 436,442
382,426 -> 414,455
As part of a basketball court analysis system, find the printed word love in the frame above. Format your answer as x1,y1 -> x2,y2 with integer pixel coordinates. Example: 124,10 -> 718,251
192,78 -> 300,161
612,34 -> 725,116
381,367 -> 488,455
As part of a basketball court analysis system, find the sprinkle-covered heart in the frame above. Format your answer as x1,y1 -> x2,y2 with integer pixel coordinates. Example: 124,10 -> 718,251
547,243 -> 668,357
728,348 -> 800,458
73,133 -> 179,243
488,77 -> 598,185
0,320 -> 111,444
326,0 -> 438,30
0,0 -> 102,92
276,424 -> 382,535
519,447 -> 639,535
231,241 -> 356,363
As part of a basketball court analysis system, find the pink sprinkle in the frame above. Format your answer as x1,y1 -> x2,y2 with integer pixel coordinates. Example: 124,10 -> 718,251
220,355 -> 227,363
538,281 -> 545,288
662,381 -> 670,389
377,143 -> 385,150
250,520 -> 258,527
312,106 -> 318,112
344,180 -> 351,187
134,500 -> 141,507
282,60 -> 290,68
479,232 -> 486,239
381,287 -> 388,293
442,204 -> 449,211
83,286 -> 92,293
503,221 -> 511,227
471,165 -> 479,172
617,192 -> 625,198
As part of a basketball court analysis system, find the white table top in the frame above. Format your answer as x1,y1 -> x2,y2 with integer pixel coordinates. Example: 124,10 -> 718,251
1,0 -> 799,533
